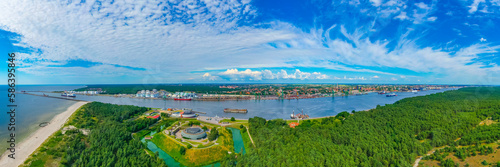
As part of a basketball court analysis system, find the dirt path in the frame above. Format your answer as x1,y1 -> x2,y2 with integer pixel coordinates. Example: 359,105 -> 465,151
413,150 -> 435,167
245,126 -> 255,147
413,118 -> 497,167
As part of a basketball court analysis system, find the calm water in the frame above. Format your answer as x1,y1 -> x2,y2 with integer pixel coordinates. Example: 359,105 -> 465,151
41,87 -> 455,119
228,128 -> 246,154
0,85 -> 82,149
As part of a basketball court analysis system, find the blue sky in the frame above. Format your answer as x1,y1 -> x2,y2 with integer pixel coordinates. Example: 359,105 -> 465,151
1,0 -> 499,85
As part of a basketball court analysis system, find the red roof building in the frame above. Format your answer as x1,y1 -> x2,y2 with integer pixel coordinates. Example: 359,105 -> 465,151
289,122 -> 299,128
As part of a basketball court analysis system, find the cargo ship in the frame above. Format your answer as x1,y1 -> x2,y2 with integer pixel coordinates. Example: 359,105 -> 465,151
386,93 -> 397,97
61,93 -> 76,97
174,98 -> 192,101
290,110 -> 309,119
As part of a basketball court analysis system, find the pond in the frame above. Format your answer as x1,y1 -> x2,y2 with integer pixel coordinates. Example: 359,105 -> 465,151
228,127 -> 246,154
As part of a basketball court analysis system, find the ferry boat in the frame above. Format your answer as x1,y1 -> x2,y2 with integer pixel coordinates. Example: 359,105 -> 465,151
412,90 -> 418,93
386,93 -> 397,97
61,93 -> 76,97
174,97 -> 192,101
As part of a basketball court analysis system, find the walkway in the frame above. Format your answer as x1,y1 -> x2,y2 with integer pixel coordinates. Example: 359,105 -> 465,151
245,126 -> 255,147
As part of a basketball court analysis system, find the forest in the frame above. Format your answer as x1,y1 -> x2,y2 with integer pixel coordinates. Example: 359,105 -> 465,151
22,102 -> 167,167
224,87 -> 500,166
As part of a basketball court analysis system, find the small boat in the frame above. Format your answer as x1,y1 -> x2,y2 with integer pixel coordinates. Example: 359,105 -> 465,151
378,91 -> 386,94
412,90 -> 417,93
386,93 -> 397,97
174,98 -> 192,101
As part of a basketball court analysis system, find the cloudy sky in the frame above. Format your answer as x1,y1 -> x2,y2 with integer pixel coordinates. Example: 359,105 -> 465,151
0,0 -> 499,85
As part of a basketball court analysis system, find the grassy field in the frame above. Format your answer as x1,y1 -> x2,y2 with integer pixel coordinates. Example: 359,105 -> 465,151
220,119 -> 247,123
151,127 -> 234,166
419,143 -> 500,166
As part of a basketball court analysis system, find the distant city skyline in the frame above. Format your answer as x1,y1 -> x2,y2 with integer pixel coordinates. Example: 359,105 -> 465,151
1,0 -> 499,85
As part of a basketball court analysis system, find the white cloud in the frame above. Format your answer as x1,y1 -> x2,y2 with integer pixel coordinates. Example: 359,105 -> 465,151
370,0 -> 382,7
202,73 -> 220,81
372,75 -> 380,78
480,37 -> 487,42
468,0 -> 486,13
391,77 -> 398,80
218,69 -> 263,80
427,16 -> 437,22
415,2 -> 431,9
394,12 -> 409,20
0,0 -> 499,84
211,69 -> 330,81
400,75 -> 406,78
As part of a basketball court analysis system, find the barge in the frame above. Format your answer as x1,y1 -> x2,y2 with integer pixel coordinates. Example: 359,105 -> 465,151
224,108 -> 248,113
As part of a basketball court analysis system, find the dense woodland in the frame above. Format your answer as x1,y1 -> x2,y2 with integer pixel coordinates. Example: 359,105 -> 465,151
23,102 -> 167,167
225,87 -> 500,166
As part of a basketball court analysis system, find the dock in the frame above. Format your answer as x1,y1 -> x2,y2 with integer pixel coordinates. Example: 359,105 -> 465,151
20,92 -> 89,102
223,108 -> 248,113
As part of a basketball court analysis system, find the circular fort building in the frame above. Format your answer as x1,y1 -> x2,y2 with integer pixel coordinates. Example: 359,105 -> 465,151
181,127 -> 207,140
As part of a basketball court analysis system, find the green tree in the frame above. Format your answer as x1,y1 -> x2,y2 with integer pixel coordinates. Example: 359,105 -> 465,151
208,128 -> 219,141
231,117 -> 236,121
180,147 -> 186,155
482,160 -> 488,165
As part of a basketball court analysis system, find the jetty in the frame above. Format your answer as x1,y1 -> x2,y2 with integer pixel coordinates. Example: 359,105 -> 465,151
19,92 -> 89,102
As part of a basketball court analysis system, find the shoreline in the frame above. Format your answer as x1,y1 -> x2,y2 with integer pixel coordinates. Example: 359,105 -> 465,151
0,101 -> 89,167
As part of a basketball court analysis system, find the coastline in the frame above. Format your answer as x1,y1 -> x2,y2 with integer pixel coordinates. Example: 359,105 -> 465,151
0,101 -> 88,167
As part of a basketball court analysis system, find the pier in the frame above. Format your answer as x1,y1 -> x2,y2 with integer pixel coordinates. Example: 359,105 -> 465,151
20,92 -> 90,102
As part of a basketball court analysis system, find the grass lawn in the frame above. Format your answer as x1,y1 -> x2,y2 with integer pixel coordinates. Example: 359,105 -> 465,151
220,119 -> 247,123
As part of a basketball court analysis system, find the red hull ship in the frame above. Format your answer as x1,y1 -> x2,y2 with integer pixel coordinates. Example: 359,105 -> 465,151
174,98 -> 192,101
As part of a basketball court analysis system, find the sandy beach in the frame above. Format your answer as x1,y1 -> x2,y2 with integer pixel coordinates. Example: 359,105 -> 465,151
0,101 -> 88,167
